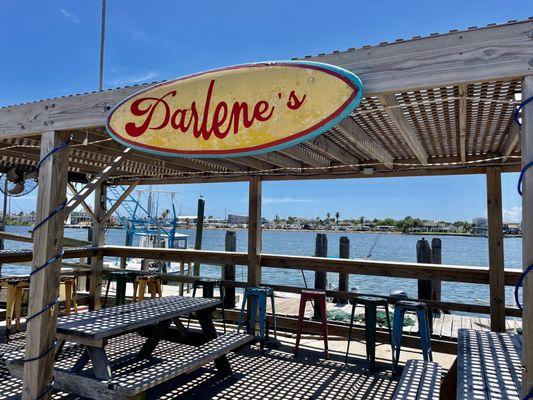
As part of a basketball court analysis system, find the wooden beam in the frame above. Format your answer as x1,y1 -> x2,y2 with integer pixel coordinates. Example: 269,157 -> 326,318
378,93 -> 428,165
336,116 -> 394,168
521,75 -> 533,398
308,135 -> 360,166
248,177 -> 262,286
1,21 -> 532,141
279,146 -> 330,168
458,85 -> 468,164
486,166 -> 505,332
22,131 -> 70,400
67,182 -> 96,221
228,156 -> 276,171
500,124 -> 521,162
101,181 -> 140,222
0,231 -> 91,247
65,147 -> 131,215
89,184 -> 106,311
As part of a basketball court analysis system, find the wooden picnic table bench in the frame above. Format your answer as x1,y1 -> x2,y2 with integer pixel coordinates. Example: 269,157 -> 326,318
457,329 -> 522,400
4,295 -> 253,399
392,360 -> 442,400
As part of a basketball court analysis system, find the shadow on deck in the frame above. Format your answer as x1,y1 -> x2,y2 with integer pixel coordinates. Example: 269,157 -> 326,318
0,330 -> 399,400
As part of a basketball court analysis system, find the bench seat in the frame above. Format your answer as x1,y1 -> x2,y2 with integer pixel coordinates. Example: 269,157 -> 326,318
392,360 -> 442,400
5,332 -> 253,400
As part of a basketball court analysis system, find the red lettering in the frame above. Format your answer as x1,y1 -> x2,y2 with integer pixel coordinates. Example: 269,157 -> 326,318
125,91 -> 175,137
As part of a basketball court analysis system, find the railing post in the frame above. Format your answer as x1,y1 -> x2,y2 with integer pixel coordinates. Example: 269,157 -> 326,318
431,238 -> 442,306
193,196 -> 205,276
22,131 -> 70,400
224,230 -> 236,308
486,166 -> 506,332
520,75 -> 533,398
247,177 -> 262,286
314,233 -> 327,319
89,183 -> 106,311
417,238 -> 433,330
338,236 -> 350,303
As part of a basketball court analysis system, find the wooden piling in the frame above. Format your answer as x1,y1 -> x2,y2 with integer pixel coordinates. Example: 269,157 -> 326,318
416,238 -> 433,300
314,233 -> 328,290
193,197 -> 205,276
486,166 -> 506,332
338,236 -> 350,303
22,131 -> 70,400
223,230 -> 236,308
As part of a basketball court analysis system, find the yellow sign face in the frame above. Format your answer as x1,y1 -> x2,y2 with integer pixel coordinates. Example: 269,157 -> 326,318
106,61 -> 363,158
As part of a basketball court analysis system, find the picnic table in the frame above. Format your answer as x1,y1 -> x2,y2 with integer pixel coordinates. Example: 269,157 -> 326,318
457,329 -> 522,400
5,295 -> 252,399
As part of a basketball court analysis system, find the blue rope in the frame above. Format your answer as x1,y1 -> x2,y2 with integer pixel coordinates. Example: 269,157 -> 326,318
23,339 -> 57,363
35,379 -> 55,400
515,265 -> 533,312
514,95 -> 533,126
29,252 -> 64,277
25,297 -> 60,323
33,200 -> 67,231
36,136 -> 72,170
518,162 -> 533,196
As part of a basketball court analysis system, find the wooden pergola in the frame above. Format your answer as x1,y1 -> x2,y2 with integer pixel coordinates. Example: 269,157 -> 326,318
0,18 -> 532,398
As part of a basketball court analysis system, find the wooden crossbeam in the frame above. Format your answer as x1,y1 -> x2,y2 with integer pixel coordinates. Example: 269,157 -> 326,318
102,181 -> 140,222
458,85 -> 468,164
308,135 -> 360,166
336,116 -> 394,168
65,147 -> 131,216
228,156 -> 276,171
378,93 -> 428,165
280,145 -> 330,168
500,124 -> 520,162
67,183 -> 96,221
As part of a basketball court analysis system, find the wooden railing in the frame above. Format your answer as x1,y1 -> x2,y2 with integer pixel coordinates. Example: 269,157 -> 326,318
0,245 -> 522,323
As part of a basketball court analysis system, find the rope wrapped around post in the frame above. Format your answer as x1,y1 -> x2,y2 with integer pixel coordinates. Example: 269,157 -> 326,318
22,135 -> 72,400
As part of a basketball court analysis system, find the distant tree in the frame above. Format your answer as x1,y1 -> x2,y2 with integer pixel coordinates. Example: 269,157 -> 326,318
359,216 -> 365,224
326,212 -> 331,222
335,211 -> 340,224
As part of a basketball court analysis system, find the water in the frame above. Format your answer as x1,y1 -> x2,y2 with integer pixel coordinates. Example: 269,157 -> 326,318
1,225 -> 522,307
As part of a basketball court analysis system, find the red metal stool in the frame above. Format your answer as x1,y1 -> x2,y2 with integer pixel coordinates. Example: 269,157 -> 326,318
294,289 -> 328,358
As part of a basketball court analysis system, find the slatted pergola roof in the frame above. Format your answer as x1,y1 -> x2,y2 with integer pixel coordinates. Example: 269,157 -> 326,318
0,18 -> 531,185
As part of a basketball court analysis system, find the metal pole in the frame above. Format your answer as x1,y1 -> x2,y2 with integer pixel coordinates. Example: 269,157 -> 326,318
98,0 -> 107,91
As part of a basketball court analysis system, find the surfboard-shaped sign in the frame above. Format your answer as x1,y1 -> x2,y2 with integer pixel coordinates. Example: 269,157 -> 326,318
106,61 -> 363,158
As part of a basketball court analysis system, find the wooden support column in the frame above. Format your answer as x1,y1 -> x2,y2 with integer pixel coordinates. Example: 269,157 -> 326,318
22,131 -> 70,400
247,177 -> 262,286
486,166 -> 506,332
89,183 -> 106,311
521,75 -> 533,398
223,230 -> 237,308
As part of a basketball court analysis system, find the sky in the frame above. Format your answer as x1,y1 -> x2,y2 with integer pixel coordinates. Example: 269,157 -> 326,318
0,0 -> 530,222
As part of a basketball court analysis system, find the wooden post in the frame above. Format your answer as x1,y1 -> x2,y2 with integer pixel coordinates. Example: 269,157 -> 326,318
22,131 -> 70,400
89,183 -> 106,311
521,75 -> 533,397
431,238 -> 442,304
417,238 -> 433,330
338,236 -> 350,303
314,233 -> 328,289
486,166 -> 506,332
247,177 -> 262,286
223,230 -> 236,308
193,196 -> 205,276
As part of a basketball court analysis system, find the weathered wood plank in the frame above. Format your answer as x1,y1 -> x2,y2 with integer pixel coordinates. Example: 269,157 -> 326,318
392,359 -> 441,399
247,177 -> 262,286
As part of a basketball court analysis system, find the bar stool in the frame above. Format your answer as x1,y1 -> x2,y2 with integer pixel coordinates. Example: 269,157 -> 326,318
391,300 -> 433,372
104,270 -> 137,307
4,277 -> 30,335
190,278 -> 226,333
133,275 -> 162,302
237,286 -> 277,349
294,289 -> 328,358
60,276 -> 78,315
345,296 -> 394,369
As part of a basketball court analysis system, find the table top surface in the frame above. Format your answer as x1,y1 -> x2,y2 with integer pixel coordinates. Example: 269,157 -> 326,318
57,296 -> 220,340
457,329 -> 522,400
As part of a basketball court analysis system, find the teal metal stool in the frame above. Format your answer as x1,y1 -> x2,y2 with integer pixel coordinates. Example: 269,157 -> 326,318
345,296 -> 394,369
391,300 -> 433,372
103,271 -> 139,307
189,278 -> 226,333
237,286 -> 277,349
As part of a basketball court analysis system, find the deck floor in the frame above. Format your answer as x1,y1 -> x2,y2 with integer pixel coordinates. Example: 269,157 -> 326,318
0,330 -> 400,400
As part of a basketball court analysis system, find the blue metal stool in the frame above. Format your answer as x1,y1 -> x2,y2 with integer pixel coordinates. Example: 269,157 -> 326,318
237,286 -> 277,349
391,300 -> 432,372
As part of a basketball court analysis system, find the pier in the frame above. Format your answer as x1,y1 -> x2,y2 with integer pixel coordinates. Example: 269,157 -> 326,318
0,16 -> 532,400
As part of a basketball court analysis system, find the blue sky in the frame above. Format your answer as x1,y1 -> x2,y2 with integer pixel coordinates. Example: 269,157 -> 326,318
0,0 -> 529,222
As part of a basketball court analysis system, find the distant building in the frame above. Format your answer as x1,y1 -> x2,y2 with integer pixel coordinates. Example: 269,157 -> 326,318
472,217 -> 488,227
228,214 -> 249,225
471,217 -> 488,236
67,211 -> 92,226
